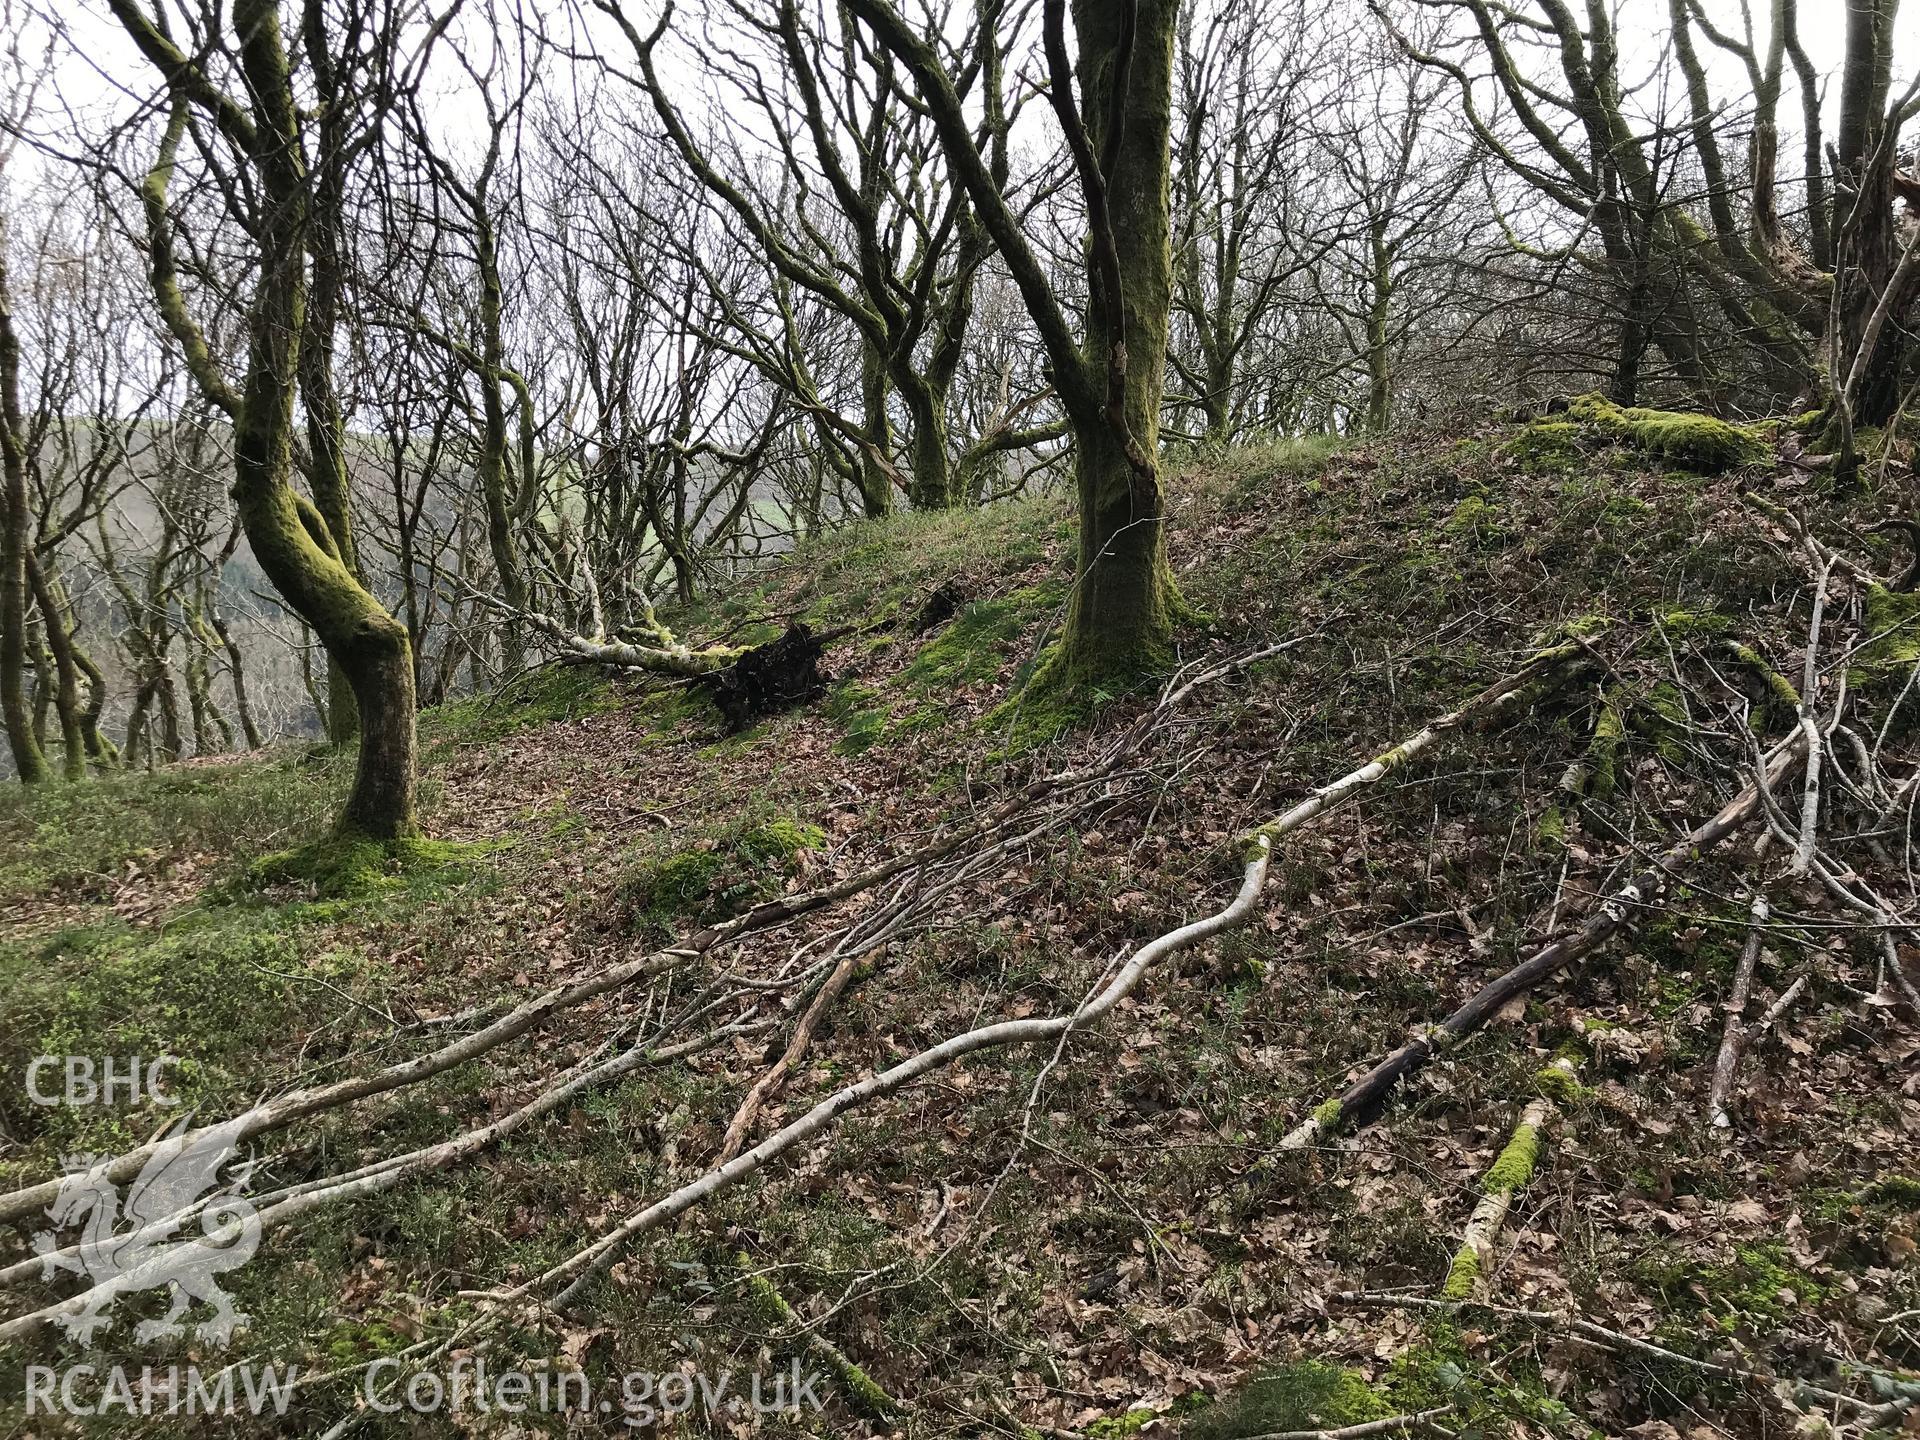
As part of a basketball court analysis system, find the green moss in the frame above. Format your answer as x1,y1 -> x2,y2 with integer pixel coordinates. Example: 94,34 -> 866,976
246,835 -> 490,899
1499,421 -> 1584,473
1482,1121 -> 1543,1195
989,639 -> 1112,751
1852,584 -> 1920,687
1640,680 -> 1690,760
824,681 -> 889,755
1598,492 -> 1655,528
1566,394 -> 1768,473
1638,1241 -> 1824,1331
903,584 -> 1063,693
1534,1052 -> 1587,1103
738,1251 -> 899,1418
0,906 -> 385,1158
1726,641 -> 1802,710
1535,804 -> 1567,848
0,747 -> 351,906
1659,609 -> 1732,641
1444,494 -> 1497,536
1441,1245 -> 1482,1300
740,816 -> 827,862
1380,1336 -> 1469,1415
613,811 -> 824,932
1312,1097 -> 1344,1129
1587,690 -> 1627,801
1089,1408 -> 1157,1438
322,1317 -> 411,1363
1182,1362 -> 1393,1440
1864,1174 -> 1920,1207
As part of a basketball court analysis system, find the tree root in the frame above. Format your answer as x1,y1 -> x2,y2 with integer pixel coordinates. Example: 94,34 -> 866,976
696,622 -> 835,731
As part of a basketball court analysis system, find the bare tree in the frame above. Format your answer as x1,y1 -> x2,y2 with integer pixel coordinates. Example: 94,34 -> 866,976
104,0 -> 430,837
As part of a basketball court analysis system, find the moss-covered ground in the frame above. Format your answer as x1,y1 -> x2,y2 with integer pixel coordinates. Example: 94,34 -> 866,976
1,421 -> 1915,1437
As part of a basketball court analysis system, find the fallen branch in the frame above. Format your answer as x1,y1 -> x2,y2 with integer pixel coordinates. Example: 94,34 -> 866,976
1707,893 -> 1770,1134
512,598 -> 743,676
1758,972 -> 1811,1030
1791,555 -> 1833,876
1236,639 -> 1589,859
1442,1092 -> 1558,1300
737,1251 -> 904,1417
1281,732 -> 1808,1150
717,951 -> 860,1164
531,851 -> 1278,1307
0,1019 -> 779,1343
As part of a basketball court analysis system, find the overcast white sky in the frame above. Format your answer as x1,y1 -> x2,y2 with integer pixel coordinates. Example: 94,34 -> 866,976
14,0 -> 1920,170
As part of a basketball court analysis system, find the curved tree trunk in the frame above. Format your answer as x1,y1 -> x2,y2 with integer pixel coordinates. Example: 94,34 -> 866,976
211,610 -> 264,750
72,641 -> 116,768
118,1 -> 420,838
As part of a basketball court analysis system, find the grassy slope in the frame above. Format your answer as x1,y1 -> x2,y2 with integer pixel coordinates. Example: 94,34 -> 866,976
0,422 -> 1915,1437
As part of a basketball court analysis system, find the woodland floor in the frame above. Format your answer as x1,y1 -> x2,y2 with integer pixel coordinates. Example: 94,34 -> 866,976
1,423 -> 1916,1439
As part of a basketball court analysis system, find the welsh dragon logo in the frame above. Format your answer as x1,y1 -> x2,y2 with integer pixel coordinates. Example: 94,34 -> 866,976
30,1114 -> 261,1347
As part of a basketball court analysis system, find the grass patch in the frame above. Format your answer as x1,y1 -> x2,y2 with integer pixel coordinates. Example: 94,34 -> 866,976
0,747 -> 351,907
1185,1361 -> 1394,1439
421,664 -> 620,750
245,835 -> 496,900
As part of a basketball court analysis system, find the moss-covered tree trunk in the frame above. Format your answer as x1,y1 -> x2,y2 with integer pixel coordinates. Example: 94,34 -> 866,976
299,16 -> 365,745
903,388 -> 955,510
856,339 -> 896,518
1046,0 -> 1180,689
116,0 -> 419,838
234,1 -> 416,834
24,554 -> 86,779
0,241 -> 49,784
845,0 -> 1182,693
1832,0 -> 1907,428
